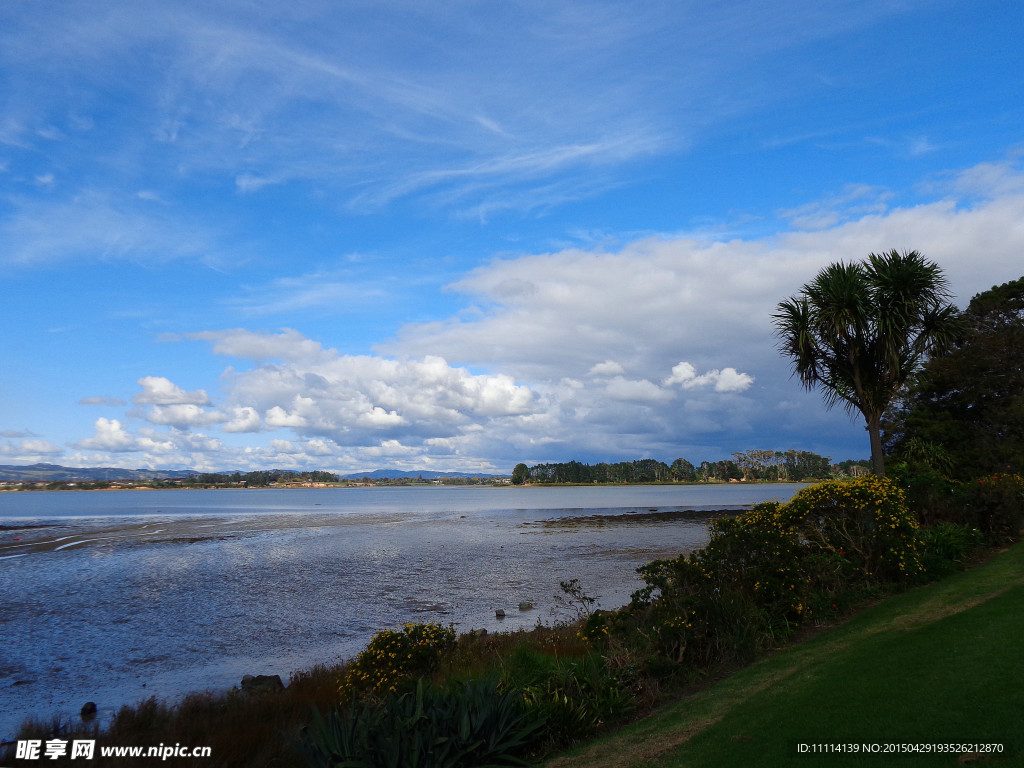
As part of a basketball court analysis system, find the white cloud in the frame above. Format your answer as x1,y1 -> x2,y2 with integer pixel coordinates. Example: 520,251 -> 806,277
368,163 -> 1024,465
143,404 -> 228,428
0,439 -> 62,457
265,404 -> 311,429
359,440 -> 423,459
356,407 -> 407,428
664,362 -> 754,392
19,152 -> 1024,473
589,360 -> 625,377
604,377 -> 673,403
134,376 -> 211,406
222,406 -> 262,433
663,362 -> 699,387
711,368 -> 756,393
76,418 -> 141,452
304,439 -> 335,456
74,418 -> 220,456
187,328 -> 331,362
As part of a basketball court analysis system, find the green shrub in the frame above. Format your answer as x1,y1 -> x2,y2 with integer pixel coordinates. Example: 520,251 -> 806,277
891,464 -> 961,526
339,622 -> 456,701
917,522 -> 984,578
957,473 -> 1024,544
630,519 -> 802,669
499,646 -> 632,749
800,550 -> 863,618
302,677 -> 543,768
700,504 -> 810,625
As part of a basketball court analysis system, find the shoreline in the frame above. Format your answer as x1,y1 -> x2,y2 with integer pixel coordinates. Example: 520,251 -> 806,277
1,486 -> 807,739
0,478 -> 812,492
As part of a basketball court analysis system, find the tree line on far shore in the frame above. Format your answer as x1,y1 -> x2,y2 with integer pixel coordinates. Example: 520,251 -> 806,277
186,469 -> 341,487
510,450 -> 864,485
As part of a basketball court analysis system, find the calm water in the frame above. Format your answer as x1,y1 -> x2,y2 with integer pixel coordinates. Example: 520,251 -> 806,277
0,484 -> 802,737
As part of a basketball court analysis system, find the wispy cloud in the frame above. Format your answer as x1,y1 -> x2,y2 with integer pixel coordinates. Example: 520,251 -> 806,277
0,191 -> 226,266
0,0 -> 934,232
226,271 -> 394,317
79,396 -> 128,407
778,184 -> 893,230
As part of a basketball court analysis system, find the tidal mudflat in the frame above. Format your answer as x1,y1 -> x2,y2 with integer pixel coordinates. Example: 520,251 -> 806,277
0,484 -> 803,738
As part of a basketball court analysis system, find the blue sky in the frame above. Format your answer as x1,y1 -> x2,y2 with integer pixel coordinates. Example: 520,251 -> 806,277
2,0 -> 1023,475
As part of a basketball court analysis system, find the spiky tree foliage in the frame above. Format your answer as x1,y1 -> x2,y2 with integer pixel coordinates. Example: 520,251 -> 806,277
773,250 -> 960,475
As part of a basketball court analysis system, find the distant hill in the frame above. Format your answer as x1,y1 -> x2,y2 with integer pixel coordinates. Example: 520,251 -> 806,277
0,463 -> 506,483
0,463 -> 198,482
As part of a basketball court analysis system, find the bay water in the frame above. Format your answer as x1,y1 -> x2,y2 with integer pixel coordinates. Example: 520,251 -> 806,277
0,483 -> 803,738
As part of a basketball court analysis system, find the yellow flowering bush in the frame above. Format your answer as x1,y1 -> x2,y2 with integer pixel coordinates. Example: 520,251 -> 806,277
627,477 -> 926,670
780,475 -> 922,580
339,622 -> 456,701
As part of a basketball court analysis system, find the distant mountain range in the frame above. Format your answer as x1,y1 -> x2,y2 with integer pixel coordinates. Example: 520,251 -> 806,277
0,463 -> 198,482
0,463 -> 506,482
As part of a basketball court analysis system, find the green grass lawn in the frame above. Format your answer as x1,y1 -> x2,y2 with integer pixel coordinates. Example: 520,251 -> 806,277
547,543 -> 1024,768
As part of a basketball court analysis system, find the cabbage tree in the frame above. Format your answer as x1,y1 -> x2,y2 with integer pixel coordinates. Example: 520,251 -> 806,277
772,250 -> 961,476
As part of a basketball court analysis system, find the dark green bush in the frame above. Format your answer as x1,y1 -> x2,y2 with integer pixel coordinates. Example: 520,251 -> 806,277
500,646 -> 632,748
628,509 -> 804,669
891,464 -> 961,527
917,522 -> 984,578
301,677 -> 544,768
956,474 -> 1024,544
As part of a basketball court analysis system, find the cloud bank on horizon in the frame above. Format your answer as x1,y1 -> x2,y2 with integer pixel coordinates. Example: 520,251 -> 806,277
1,0 -> 1022,474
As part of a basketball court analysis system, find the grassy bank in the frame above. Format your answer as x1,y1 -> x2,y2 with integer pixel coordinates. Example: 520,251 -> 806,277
547,542 -> 1024,768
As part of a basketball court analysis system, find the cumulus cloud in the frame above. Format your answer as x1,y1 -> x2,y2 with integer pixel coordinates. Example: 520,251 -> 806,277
664,362 -> 754,392
212,348 -> 537,449
370,161 -> 1024,465
187,328 -> 331,362
222,406 -> 262,433
265,404 -> 311,428
134,376 -> 211,406
71,419 -> 223,464
76,418 -> 142,452
144,404 -> 228,428
43,156 -> 1024,472
589,360 -> 625,376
